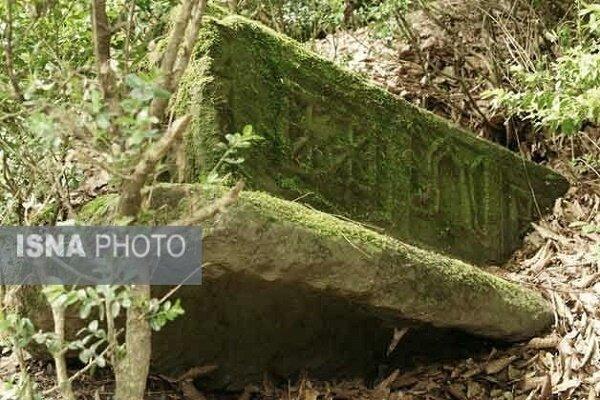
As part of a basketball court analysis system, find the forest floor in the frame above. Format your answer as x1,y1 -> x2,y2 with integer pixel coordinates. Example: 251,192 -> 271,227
2,2 -> 599,399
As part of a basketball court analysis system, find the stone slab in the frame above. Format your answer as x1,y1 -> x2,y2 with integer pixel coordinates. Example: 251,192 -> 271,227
176,15 -> 569,264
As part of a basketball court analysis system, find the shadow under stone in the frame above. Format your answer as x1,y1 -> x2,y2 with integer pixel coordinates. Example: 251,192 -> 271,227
151,272 -> 500,390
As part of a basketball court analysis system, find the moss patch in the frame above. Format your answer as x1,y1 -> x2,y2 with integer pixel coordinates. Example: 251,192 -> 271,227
77,194 -> 119,224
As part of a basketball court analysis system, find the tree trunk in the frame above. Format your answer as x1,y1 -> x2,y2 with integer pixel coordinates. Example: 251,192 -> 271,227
114,285 -> 151,400
50,302 -> 76,400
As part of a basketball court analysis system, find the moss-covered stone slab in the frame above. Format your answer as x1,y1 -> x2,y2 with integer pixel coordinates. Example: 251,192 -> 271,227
23,183 -> 549,385
79,184 -> 553,340
176,15 -> 569,265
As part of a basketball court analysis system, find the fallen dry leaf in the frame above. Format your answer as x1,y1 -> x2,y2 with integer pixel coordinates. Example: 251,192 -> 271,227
539,375 -> 552,400
485,356 -> 517,375
528,335 -> 560,350
553,378 -> 581,394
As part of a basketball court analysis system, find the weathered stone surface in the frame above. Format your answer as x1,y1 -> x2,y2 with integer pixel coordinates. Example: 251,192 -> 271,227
176,15 -> 569,265
80,184 -> 553,340
18,184 -> 552,385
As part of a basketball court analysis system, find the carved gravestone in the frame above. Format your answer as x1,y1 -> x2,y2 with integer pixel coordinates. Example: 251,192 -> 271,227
177,15 -> 568,264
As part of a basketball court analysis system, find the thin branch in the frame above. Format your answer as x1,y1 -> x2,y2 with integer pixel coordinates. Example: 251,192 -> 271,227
170,180 -> 245,226
105,290 -> 118,367
150,0 -> 196,121
156,264 -> 210,306
91,0 -> 117,106
2,0 -> 24,101
42,329 -> 124,396
172,0 -> 208,85
118,115 -> 192,217
122,1 -> 136,75
48,301 -> 76,400
227,0 -> 237,12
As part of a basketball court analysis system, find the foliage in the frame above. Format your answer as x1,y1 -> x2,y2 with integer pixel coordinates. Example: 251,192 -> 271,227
0,311 -> 39,400
0,285 -> 185,398
354,0 -> 414,39
0,0 -> 178,225
206,124 -> 264,184
235,0 -> 421,41
146,298 -> 185,331
487,3 -> 600,136
237,0 -> 346,41
0,1 -> 268,398
0,311 -> 36,348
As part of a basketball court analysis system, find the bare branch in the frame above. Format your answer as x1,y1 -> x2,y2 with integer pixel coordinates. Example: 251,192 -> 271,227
227,0 -> 237,12
170,180 -> 244,226
172,0 -> 208,85
149,0 -> 196,121
122,1 -> 136,75
2,0 -> 24,101
48,300 -> 76,400
118,115 -> 192,217
42,329 -> 123,396
91,0 -> 117,104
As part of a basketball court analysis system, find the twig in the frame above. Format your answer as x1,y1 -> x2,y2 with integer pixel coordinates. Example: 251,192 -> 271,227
172,0 -> 208,85
118,115 -> 192,217
579,157 -> 600,180
178,365 -> 218,382
2,0 -> 24,101
122,1 -> 136,75
156,264 -> 211,305
48,300 -> 76,400
42,329 -> 124,396
91,0 -> 117,104
150,0 -> 196,120
170,181 -> 245,226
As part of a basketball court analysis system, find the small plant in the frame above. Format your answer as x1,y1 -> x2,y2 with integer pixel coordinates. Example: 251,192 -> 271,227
0,285 -> 185,400
205,124 -> 263,184
238,0 -> 346,41
0,311 -> 39,400
356,0 -> 414,40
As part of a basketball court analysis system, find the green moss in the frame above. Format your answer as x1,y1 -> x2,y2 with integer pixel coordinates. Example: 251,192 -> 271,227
77,194 -> 119,224
204,2 -> 230,19
29,202 -> 59,225
236,190 -> 550,339
238,190 -> 545,313
175,15 -> 569,265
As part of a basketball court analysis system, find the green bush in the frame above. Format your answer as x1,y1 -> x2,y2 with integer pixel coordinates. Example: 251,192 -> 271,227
238,0 -> 346,41
487,3 -> 600,136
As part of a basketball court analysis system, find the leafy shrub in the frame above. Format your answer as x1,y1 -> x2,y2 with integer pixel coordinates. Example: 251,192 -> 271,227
354,0 -> 414,39
487,3 -> 600,136
238,0 -> 346,41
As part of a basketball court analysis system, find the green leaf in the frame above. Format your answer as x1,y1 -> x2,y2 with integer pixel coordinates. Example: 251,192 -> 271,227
79,348 -> 93,364
242,125 -> 253,136
79,303 -> 92,319
88,320 -> 99,332
110,301 -> 121,319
